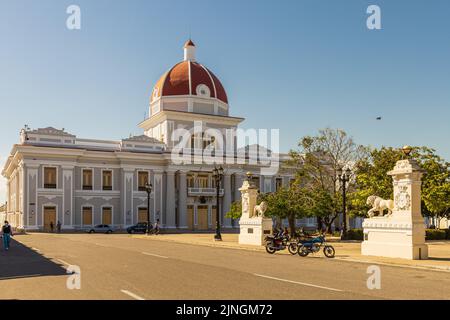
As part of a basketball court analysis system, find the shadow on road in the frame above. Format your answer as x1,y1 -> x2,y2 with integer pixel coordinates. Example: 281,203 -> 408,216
0,237 -> 67,281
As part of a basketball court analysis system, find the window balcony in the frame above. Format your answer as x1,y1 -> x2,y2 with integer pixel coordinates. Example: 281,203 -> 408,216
188,187 -> 224,197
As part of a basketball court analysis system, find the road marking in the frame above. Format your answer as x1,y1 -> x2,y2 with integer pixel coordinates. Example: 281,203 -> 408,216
142,252 -> 169,259
0,274 -> 42,280
95,243 -> 110,247
120,290 -> 145,300
334,257 -> 450,273
253,274 -> 343,292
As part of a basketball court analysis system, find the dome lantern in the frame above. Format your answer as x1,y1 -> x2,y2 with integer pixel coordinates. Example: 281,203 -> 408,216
184,39 -> 196,61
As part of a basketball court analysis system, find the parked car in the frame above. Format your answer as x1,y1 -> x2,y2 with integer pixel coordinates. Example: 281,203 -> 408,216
86,224 -> 114,234
127,222 -> 149,234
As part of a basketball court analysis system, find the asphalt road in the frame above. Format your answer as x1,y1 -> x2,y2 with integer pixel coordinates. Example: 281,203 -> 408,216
0,233 -> 449,300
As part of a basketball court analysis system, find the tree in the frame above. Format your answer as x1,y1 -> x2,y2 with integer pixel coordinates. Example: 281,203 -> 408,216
287,128 -> 364,233
262,186 -> 314,235
225,200 -> 242,220
226,184 -> 315,236
350,146 -> 450,228
415,147 -> 450,227
349,147 -> 402,217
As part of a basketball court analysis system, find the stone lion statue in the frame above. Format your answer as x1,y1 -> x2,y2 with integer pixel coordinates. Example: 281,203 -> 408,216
366,195 -> 394,218
253,201 -> 268,218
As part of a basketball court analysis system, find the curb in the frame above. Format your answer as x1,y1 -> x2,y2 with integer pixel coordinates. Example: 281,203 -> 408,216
131,235 -> 267,253
333,257 -> 450,273
132,235 -> 450,272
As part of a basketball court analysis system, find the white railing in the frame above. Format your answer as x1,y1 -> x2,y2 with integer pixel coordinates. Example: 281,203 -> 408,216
188,188 -> 224,197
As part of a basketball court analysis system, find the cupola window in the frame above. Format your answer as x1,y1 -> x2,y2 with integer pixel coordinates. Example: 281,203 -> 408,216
196,84 -> 210,98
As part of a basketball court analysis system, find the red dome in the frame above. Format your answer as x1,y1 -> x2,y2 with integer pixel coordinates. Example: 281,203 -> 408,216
151,60 -> 228,104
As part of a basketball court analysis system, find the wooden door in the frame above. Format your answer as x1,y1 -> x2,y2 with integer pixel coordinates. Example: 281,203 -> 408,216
82,207 -> 93,226
187,205 -> 194,230
138,208 -> 148,223
43,207 -> 56,232
102,207 -> 112,225
197,206 -> 208,230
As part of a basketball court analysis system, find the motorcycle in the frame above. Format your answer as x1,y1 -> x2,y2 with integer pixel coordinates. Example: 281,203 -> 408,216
265,232 -> 289,254
287,229 -> 320,255
297,234 -> 335,258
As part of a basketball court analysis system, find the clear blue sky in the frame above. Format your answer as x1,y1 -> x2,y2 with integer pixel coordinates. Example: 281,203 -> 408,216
0,0 -> 449,199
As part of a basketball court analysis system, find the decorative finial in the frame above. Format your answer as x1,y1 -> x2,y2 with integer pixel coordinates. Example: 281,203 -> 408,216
402,145 -> 413,158
183,39 -> 196,61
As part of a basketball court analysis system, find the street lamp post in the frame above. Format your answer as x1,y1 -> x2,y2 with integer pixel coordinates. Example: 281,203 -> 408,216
213,166 -> 224,241
337,167 -> 352,239
145,182 -> 153,235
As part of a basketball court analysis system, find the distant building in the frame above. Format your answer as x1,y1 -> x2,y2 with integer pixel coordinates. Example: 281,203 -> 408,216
1,40 -> 296,232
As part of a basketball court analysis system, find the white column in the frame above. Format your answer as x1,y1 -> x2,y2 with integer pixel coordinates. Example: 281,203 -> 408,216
15,169 -> 20,213
165,171 -> 176,228
223,174 -> 232,227
234,174 -> 243,202
19,164 -> 25,229
282,176 -> 289,187
62,165 -> 74,228
152,170 -> 163,224
122,169 -> 134,227
232,173 -> 244,228
178,172 -> 188,228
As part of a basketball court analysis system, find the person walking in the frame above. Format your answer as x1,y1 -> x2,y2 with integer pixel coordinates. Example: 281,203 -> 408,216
153,219 -> 160,235
56,220 -> 62,233
1,221 -> 13,251
50,221 -> 54,233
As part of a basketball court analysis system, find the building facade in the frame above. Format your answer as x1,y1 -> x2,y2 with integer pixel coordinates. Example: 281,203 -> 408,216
2,40 -> 297,232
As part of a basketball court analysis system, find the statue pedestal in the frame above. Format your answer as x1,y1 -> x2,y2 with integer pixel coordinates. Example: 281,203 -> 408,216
361,217 -> 428,260
239,217 -> 273,246
361,158 -> 428,260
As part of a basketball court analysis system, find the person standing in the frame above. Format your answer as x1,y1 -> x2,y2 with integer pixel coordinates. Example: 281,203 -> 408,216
50,221 -> 54,233
153,219 -> 160,235
56,220 -> 62,233
2,221 -> 13,251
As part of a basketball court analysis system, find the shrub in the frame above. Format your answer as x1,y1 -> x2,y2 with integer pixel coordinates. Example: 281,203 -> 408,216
345,228 -> 364,240
444,228 -> 450,240
425,229 -> 446,240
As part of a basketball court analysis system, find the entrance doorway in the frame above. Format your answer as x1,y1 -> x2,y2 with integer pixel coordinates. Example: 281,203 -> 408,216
197,205 -> 208,230
43,206 -> 56,232
82,207 -> 93,226
187,205 -> 194,230
138,208 -> 148,223
102,207 -> 112,225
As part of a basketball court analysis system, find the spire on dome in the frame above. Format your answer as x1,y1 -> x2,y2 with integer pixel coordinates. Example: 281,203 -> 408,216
184,39 -> 195,48
183,39 -> 196,61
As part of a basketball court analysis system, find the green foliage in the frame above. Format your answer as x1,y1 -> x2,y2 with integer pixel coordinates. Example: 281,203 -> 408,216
425,229 -> 446,240
417,147 -> 450,219
350,146 -> 450,220
349,147 -> 402,217
225,200 -> 242,220
287,128 -> 364,232
345,229 -> 364,240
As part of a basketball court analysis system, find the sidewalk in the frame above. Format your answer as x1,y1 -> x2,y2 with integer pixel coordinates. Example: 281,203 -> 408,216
132,233 -> 450,272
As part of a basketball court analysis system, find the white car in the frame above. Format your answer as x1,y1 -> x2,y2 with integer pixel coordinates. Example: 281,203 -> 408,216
86,224 -> 114,234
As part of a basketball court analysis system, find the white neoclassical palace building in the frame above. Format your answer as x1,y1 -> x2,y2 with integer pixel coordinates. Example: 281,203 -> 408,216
2,40 -> 306,232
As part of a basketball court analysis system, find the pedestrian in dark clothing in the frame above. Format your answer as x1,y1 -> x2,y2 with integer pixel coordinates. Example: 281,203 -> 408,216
153,219 -> 160,235
57,221 -> 62,233
50,221 -> 54,233
1,221 -> 13,251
